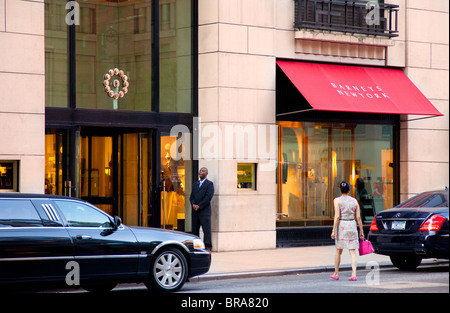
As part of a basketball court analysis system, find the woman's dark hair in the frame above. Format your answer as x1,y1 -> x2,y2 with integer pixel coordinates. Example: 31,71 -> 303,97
340,181 -> 351,194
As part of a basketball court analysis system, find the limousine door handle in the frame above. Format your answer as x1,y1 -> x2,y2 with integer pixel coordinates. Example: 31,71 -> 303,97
76,235 -> 92,240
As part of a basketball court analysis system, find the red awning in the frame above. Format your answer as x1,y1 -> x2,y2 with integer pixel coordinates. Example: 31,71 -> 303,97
276,60 -> 442,116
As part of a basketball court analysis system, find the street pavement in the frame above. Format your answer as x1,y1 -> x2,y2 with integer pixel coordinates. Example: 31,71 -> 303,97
11,245 -> 447,296
194,245 -> 448,281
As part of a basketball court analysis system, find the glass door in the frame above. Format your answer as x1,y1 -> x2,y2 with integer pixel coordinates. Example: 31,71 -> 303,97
79,130 -> 152,226
120,133 -> 152,227
47,127 -> 155,228
80,135 -> 116,216
45,129 -> 70,196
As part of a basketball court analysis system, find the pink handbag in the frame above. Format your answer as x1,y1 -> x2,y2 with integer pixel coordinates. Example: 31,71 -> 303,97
359,239 -> 374,256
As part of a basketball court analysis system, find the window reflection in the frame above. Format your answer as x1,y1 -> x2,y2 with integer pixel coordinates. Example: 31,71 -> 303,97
45,0 -> 68,108
159,0 -> 192,113
45,0 -> 193,113
76,0 -> 153,111
55,200 -> 112,228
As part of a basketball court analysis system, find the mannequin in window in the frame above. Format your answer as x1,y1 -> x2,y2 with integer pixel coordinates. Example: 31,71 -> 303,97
161,144 -> 181,229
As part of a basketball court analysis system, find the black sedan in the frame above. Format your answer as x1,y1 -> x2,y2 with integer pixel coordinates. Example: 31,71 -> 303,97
368,188 -> 449,270
0,194 -> 211,292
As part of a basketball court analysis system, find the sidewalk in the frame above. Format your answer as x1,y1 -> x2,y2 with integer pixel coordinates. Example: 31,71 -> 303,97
195,245 -> 447,281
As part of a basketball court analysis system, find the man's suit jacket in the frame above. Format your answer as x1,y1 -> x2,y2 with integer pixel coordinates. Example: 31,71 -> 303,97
190,179 -> 214,216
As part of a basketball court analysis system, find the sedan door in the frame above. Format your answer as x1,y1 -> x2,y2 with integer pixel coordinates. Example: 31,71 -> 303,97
53,200 -> 140,281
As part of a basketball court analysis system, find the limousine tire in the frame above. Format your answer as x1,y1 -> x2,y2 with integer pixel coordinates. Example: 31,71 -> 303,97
145,247 -> 188,292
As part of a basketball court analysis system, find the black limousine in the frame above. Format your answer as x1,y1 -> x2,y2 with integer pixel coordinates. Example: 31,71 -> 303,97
0,193 -> 211,292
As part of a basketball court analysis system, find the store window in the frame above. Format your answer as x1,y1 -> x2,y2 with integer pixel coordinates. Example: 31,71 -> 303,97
277,121 -> 395,227
160,132 -> 192,231
237,163 -> 257,190
0,161 -> 19,192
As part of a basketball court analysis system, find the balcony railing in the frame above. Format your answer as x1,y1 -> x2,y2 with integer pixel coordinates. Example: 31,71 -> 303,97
294,0 -> 399,38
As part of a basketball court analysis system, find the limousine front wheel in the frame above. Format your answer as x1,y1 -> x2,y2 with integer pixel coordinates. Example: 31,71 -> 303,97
146,247 -> 188,292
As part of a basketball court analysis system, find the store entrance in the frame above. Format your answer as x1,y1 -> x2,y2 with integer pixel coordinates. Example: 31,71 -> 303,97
45,128 -> 153,227
80,129 -> 152,227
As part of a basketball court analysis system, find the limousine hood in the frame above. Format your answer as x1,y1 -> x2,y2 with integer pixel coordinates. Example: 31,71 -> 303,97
128,226 -> 197,239
127,225 -> 200,252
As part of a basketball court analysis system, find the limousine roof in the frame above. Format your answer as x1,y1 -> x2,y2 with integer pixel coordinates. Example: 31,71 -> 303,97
0,193 -> 76,200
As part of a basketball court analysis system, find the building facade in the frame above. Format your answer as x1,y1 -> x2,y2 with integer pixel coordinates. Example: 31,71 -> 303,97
198,0 -> 448,250
1,0 -> 45,194
1,0 -> 448,251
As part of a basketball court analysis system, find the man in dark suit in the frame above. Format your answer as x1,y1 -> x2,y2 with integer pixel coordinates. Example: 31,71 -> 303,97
190,167 -> 214,250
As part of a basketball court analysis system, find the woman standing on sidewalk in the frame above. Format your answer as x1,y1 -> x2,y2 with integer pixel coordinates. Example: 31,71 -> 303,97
330,181 -> 364,281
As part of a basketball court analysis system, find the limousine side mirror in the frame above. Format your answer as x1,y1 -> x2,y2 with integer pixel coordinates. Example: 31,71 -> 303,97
113,216 -> 122,229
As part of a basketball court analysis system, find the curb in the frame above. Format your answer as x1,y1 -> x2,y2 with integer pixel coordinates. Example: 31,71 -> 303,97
191,260 -> 449,283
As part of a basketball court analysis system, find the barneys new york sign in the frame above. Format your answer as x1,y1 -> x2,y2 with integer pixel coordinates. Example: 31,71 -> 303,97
330,83 -> 390,99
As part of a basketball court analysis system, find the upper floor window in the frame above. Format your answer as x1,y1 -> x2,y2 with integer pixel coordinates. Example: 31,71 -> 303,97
45,0 -> 193,113
294,0 -> 399,38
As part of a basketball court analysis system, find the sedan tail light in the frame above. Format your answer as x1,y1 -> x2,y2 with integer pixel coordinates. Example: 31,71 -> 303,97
419,214 -> 446,231
370,217 -> 379,231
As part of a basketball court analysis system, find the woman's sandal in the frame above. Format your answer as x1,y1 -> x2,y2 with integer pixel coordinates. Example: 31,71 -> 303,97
330,274 -> 339,280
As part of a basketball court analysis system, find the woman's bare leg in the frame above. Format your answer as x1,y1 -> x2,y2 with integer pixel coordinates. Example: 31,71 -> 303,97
349,249 -> 357,278
333,249 -> 343,277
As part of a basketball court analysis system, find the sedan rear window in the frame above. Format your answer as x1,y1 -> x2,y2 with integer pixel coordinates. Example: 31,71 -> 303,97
397,192 -> 449,208
0,200 -> 43,227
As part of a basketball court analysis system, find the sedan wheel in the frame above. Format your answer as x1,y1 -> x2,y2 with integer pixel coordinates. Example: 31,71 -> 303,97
390,255 -> 422,271
146,247 -> 188,292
